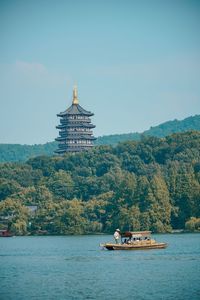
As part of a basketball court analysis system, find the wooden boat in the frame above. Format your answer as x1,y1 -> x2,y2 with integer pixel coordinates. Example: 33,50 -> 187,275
101,231 -> 167,250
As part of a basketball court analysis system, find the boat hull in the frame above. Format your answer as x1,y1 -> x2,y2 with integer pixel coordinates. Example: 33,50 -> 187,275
102,242 -> 167,250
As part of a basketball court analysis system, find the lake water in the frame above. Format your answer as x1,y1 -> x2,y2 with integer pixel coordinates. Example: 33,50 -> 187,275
0,234 -> 200,300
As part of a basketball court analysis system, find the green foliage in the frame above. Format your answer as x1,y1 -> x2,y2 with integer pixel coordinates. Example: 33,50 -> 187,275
185,217 -> 200,232
0,198 -> 29,235
0,142 -> 57,163
0,131 -> 200,235
96,132 -> 141,145
1,115 -> 200,163
0,178 -> 22,201
143,115 -> 200,138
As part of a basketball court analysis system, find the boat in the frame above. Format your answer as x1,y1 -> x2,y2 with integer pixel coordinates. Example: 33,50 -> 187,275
0,229 -> 13,237
101,231 -> 167,250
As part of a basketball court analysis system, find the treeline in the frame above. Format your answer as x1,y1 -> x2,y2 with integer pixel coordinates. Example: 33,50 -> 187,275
0,115 -> 200,162
143,114 -> 200,137
0,142 -> 57,163
0,131 -> 200,235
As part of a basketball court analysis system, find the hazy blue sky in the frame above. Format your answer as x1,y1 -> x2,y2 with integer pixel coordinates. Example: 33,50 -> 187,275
0,0 -> 200,144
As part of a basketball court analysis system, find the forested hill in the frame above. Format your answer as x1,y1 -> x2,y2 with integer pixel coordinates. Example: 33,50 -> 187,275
0,115 -> 200,162
0,131 -> 200,235
0,142 -> 57,163
96,115 -> 200,144
143,115 -> 200,137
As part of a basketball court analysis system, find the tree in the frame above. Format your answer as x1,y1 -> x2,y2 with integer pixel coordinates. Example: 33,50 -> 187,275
185,217 -> 200,232
47,170 -> 74,199
0,198 -> 29,235
0,178 -> 22,201
60,199 -> 87,234
148,174 -> 172,232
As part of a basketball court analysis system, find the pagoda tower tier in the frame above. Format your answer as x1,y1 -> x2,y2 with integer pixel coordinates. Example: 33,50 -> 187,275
55,87 -> 96,154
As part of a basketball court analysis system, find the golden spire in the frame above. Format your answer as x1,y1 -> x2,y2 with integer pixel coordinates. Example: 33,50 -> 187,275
72,85 -> 79,105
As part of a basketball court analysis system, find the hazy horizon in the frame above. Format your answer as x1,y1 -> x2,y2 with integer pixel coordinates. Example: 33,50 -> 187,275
0,113 -> 199,146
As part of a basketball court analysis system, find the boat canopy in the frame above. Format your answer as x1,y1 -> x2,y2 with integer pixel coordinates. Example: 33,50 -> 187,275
121,231 -> 151,238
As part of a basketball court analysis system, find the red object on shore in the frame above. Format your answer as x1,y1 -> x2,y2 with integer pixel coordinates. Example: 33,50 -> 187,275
0,230 -> 13,237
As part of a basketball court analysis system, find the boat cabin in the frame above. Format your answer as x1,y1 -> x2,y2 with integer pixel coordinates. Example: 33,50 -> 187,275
121,231 -> 152,244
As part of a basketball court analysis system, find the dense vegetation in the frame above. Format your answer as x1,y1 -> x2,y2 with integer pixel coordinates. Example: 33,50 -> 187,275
0,131 -> 200,235
0,115 -> 200,162
143,115 -> 200,137
0,142 -> 57,163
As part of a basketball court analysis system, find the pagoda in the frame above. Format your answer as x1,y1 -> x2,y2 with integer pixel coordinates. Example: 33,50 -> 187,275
55,87 -> 96,154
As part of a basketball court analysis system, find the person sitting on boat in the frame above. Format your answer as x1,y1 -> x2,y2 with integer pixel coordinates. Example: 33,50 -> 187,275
114,229 -> 121,244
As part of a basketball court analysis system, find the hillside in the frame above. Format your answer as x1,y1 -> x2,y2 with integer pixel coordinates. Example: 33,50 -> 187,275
0,142 -> 57,163
0,115 -> 200,162
0,131 -> 200,235
143,115 -> 200,137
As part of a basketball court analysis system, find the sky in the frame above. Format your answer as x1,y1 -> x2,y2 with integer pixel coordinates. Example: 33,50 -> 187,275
0,0 -> 200,145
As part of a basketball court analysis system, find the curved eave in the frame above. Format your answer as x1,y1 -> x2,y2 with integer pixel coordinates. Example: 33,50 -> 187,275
57,104 -> 94,117
56,135 -> 96,141
56,123 -> 95,129
54,149 -> 66,154
55,146 -> 94,154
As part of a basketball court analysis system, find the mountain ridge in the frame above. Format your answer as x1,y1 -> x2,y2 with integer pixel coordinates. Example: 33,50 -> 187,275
0,114 -> 200,162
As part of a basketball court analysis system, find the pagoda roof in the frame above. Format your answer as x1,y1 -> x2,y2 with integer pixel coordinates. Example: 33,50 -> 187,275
58,86 -> 94,117
57,104 -> 94,117
55,145 -> 93,154
56,123 -> 95,129
55,135 -> 96,141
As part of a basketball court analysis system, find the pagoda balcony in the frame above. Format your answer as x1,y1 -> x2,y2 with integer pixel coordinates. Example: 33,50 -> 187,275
67,116 -> 92,121
59,131 -> 94,137
60,118 -> 91,124
66,122 -> 96,128
56,136 -> 96,142
57,123 -> 95,130
59,133 -> 94,140
66,144 -> 93,149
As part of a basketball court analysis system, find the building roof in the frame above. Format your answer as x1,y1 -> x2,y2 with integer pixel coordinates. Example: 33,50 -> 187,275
57,86 -> 94,117
55,134 -> 96,141
56,123 -> 95,129
57,104 -> 94,117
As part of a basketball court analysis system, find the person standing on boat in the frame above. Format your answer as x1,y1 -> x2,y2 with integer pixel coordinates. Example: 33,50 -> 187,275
114,229 -> 121,244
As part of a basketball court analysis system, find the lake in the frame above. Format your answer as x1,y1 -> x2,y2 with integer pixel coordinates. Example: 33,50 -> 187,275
0,234 -> 200,300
